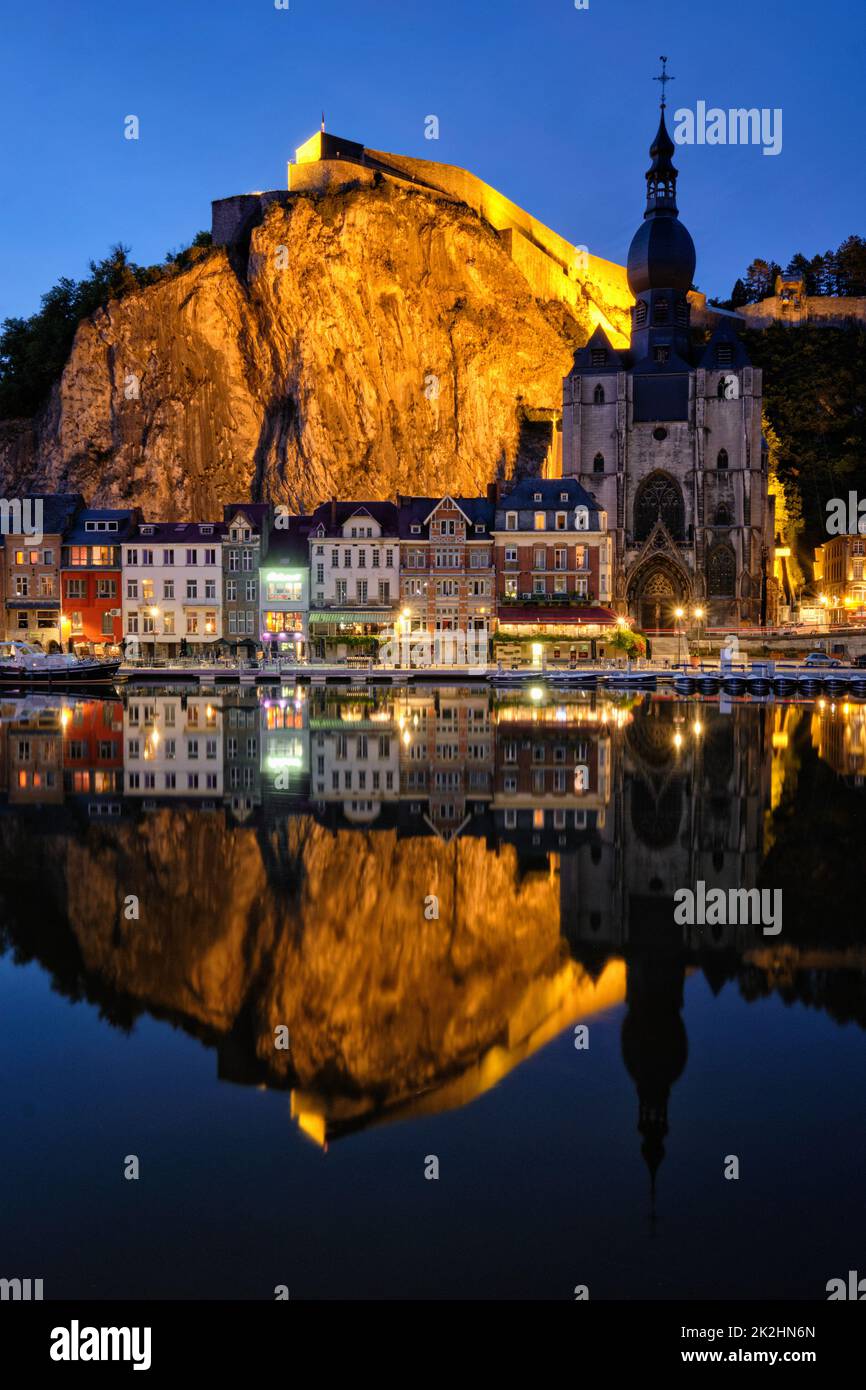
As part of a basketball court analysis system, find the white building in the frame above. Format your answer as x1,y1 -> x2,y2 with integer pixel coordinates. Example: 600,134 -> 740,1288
307,501 -> 400,658
122,522 -> 224,658
123,694 -> 223,800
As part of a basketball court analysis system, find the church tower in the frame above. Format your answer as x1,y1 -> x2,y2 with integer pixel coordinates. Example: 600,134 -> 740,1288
562,61 -> 775,630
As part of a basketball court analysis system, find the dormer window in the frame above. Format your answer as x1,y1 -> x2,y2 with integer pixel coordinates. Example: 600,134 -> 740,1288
559,492 -> 568,502
201,525 -> 213,535
533,492 -> 542,502
505,512 -> 517,531
590,348 -> 607,367
141,525 -> 154,535
410,524 -> 421,534
534,512 -> 546,531
476,523 -> 486,532
593,384 -> 605,405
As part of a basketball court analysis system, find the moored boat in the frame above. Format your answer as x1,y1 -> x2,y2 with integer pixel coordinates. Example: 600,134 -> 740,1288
0,641 -> 121,686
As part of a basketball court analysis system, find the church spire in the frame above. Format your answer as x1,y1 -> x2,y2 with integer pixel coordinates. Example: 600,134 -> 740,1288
645,59 -> 679,217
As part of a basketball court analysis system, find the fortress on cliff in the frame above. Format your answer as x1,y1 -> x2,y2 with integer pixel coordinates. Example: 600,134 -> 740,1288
212,129 -> 733,350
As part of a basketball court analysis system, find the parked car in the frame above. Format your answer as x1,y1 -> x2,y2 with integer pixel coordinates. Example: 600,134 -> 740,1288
852,654 -> 866,669
803,651 -> 843,667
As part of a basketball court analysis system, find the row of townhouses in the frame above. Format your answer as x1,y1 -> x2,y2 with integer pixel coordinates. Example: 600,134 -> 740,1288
0,479 -> 617,662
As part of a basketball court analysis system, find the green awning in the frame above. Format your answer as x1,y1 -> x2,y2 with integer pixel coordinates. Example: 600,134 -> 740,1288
309,611 -> 395,624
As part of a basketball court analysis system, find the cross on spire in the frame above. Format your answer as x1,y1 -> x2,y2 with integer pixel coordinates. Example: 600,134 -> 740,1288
654,56 -> 674,110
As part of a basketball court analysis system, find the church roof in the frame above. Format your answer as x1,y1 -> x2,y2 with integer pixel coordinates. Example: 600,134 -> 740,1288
569,325 -> 626,374
697,321 -> 752,370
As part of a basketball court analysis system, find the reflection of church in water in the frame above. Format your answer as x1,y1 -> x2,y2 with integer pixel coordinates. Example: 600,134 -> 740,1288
1,689 -> 850,1196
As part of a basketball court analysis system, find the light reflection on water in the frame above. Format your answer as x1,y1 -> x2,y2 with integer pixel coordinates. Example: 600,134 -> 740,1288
1,686 -> 865,1298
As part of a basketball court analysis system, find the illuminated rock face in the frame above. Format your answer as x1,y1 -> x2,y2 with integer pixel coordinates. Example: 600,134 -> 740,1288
0,177 -> 631,517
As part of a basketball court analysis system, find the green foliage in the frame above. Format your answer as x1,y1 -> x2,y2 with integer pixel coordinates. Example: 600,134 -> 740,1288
744,323 -> 866,550
719,236 -> 866,307
609,627 -> 647,657
0,234 -> 214,420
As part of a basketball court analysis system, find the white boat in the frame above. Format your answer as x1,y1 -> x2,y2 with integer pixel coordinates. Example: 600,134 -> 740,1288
0,641 -> 122,686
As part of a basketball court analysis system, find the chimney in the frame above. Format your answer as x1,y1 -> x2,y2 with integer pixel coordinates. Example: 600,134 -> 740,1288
487,481 -> 501,504
330,497 -> 337,527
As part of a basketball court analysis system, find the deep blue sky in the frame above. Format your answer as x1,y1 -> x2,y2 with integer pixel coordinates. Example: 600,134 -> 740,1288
2,0 -> 864,319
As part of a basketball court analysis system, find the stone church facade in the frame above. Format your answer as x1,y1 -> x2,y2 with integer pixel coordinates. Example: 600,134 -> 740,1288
561,100 -> 775,630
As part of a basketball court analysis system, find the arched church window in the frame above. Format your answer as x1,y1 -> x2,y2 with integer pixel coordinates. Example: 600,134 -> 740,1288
593,384 -> 605,405
635,300 -> 648,326
593,453 -> 605,473
717,448 -> 728,470
714,502 -> 732,526
707,543 -> 736,596
633,472 -> 685,543
654,298 -> 670,324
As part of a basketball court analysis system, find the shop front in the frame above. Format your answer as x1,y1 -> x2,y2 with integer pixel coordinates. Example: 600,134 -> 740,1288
493,605 -> 618,667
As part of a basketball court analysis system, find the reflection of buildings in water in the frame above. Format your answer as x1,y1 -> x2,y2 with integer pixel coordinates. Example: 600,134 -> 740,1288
1,688 -> 865,1181
811,699 -> 866,785
561,700 -> 774,956
123,693 -> 223,801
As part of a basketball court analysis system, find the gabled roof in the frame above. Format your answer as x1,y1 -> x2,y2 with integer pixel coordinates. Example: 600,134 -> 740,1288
568,325 -> 625,375
222,502 -> 272,529
308,500 -> 400,536
398,495 -> 495,539
698,320 -> 752,371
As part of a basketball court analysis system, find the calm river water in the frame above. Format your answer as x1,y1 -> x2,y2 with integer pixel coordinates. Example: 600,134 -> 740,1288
1,684 -> 864,1299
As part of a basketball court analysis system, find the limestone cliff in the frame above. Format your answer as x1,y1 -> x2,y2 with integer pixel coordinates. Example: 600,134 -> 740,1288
0,177 -> 631,515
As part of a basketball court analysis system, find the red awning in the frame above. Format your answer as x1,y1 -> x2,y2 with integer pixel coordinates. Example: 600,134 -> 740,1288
497,606 -> 618,626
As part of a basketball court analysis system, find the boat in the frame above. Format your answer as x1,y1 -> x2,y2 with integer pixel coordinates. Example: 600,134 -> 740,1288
0,641 -> 121,686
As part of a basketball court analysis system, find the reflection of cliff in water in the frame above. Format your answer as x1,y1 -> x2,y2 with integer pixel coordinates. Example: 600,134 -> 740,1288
1,693 -> 865,1156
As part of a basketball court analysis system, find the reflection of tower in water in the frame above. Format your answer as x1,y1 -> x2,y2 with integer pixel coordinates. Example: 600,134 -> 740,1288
560,699 -> 772,1198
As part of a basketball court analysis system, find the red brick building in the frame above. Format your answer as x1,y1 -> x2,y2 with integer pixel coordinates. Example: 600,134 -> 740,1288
397,495 -> 495,659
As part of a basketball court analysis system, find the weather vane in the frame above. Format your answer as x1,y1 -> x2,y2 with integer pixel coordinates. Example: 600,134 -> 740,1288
654,56 -> 674,110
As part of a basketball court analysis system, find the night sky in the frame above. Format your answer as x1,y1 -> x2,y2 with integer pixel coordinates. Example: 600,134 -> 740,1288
3,0 -> 864,318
